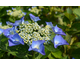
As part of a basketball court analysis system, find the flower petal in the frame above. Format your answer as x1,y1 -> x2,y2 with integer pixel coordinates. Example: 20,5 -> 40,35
0,28 -> 4,35
8,39 -> 19,46
29,14 -> 41,22
9,33 -> 24,45
6,21 -> 13,26
52,25 -> 66,35
46,22 -> 54,28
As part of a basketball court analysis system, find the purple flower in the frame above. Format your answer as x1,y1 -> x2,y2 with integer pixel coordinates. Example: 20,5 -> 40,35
28,40 -> 45,55
13,20 -> 22,26
46,22 -> 54,28
53,35 -> 69,48
29,14 -> 41,22
8,33 -> 24,46
6,21 -> 13,26
52,25 -> 66,35
0,28 -> 4,35
3,27 -> 17,37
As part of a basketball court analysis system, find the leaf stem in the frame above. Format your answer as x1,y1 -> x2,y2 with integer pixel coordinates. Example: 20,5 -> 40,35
32,51 -> 35,59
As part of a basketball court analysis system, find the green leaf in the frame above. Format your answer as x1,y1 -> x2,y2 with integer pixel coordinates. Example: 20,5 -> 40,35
71,23 -> 80,30
41,48 -> 51,59
65,13 -> 75,21
62,56 -> 68,59
51,51 -> 62,58
65,33 -> 71,43
63,16 -> 70,24
73,8 -> 80,16
0,50 -> 5,58
35,53 -> 43,59
57,24 -> 68,30
35,48 -> 50,59
49,32 -> 55,41
9,17 -> 15,22
73,42 -> 80,47
48,53 -> 55,59
44,43 -> 59,52
0,6 -> 8,9
67,8 -> 73,14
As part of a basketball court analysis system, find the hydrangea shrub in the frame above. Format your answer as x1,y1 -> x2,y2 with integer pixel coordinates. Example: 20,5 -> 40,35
2,6 -> 80,59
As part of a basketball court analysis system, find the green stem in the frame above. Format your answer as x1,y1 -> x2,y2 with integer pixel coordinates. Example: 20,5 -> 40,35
32,51 -> 35,59
64,45 -> 66,54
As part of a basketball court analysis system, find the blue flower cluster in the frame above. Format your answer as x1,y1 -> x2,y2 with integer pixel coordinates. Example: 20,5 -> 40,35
0,8 -> 69,55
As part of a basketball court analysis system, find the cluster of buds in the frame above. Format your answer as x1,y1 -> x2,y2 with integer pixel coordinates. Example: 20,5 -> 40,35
28,6 -> 41,14
0,8 -> 69,55
18,21 -> 51,46
7,7 -> 26,18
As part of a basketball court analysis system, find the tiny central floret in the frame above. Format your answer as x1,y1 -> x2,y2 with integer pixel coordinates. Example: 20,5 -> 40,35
15,38 -> 19,41
10,31 -> 14,35
33,45 -> 39,49
55,41 -> 59,44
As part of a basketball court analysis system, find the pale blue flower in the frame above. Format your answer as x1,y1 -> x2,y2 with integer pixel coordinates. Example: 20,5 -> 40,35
52,25 -> 66,35
29,14 -> 41,22
28,40 -> 45,55
8,33 -> 24,46
46,22 -> 54,28
53,35 -> 69,48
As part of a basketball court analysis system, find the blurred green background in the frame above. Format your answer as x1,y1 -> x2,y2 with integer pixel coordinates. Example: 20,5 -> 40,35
0,6 -> 80,59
